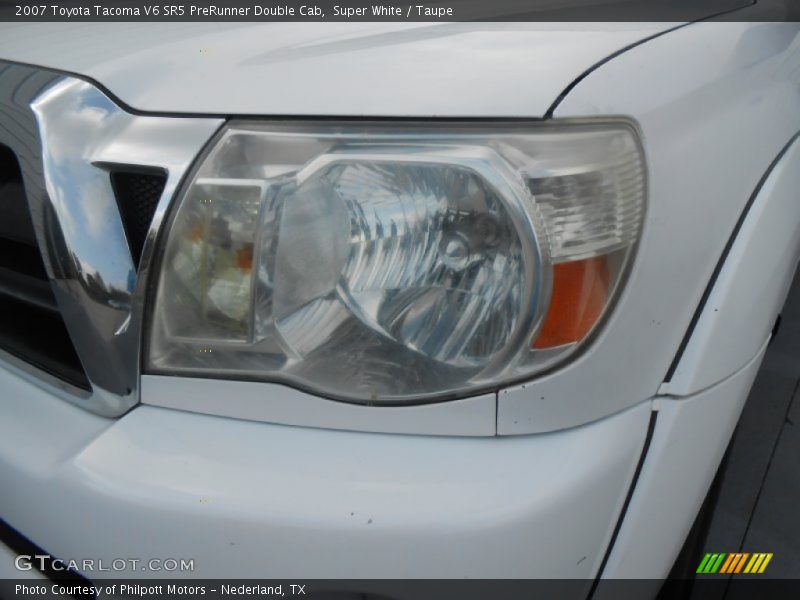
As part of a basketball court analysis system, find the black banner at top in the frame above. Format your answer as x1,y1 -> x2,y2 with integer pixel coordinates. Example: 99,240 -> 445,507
1,0 -> 799,22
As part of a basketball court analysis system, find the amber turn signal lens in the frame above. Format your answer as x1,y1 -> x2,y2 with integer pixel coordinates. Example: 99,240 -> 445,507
533,256 -> 610,348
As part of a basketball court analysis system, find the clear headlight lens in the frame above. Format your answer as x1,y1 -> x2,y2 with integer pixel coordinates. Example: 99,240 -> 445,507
147,121 -> 645,403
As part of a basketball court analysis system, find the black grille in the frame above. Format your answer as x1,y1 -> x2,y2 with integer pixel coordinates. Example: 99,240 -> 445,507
110,169 -> 167,268
0,144 -> 90,390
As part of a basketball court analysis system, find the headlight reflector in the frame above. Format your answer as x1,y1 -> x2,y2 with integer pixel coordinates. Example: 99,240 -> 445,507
147,121 -> 644,403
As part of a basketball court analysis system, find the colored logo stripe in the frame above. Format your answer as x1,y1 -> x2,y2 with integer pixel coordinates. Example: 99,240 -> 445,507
697,553 -> 725,573
719,553 -> 735,574
720,553 -> 749,574
697,552 -> 773,574
744,553 -> 773,574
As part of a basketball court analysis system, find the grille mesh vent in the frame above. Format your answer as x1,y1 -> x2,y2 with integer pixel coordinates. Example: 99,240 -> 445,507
111,169 -> 167,268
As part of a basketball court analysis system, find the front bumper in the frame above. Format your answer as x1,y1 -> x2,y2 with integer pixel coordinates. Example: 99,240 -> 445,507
0,363 -> 651,581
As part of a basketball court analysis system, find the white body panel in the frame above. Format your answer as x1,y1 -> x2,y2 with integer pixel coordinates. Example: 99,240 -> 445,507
597,340 -> 768,583
592,99 -> 800,582
0,364 -> 648,581
664,133 -> 800,395
0,22 -> 673,116
141,374 -> 497,436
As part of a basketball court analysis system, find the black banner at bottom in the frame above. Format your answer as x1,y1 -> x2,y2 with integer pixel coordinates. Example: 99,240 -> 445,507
3,579 -> 800,600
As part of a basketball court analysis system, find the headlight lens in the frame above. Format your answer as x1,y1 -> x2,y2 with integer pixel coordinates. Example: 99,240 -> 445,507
147,121 -> 644,403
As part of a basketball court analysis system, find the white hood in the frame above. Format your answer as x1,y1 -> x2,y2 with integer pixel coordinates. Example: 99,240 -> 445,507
0,22 -> 678,116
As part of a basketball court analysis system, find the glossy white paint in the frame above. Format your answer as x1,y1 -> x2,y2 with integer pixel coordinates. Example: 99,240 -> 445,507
663,134 -> 800,396
0,364 -> 650,580
141,374 -> 497,436
0,22 -> 675,116
596,339 -> 768,583
498,22 -> 800,434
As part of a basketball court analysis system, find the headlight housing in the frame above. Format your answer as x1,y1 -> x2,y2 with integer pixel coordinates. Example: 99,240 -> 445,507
147,121 -> 645,404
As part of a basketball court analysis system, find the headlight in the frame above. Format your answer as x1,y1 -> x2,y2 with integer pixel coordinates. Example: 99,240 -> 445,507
146,121 -> 645,404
